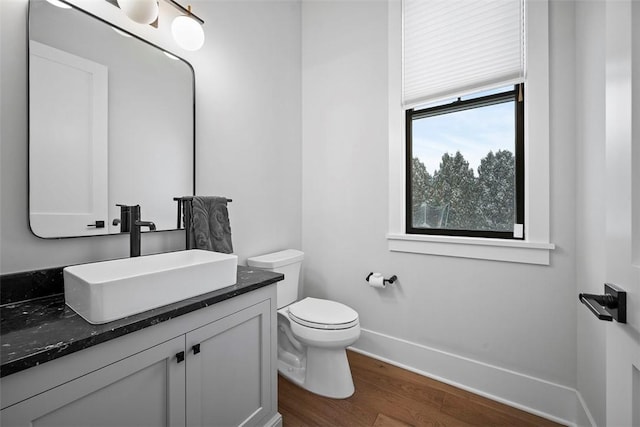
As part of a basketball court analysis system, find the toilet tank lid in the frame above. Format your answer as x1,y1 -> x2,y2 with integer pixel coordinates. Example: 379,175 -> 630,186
247,249 -> 304,269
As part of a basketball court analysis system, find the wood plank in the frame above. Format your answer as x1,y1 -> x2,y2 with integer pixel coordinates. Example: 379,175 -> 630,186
372,413 -> 414,427
277,405 -> 308,427
347,351 -> 446,410
441,393 -> 541,427
280,371 -> 473,426
279,375 -> 375,427
348,350 -> 563,427
349,370 -> 475,427
443,390 -> 563,427
279,350 -> 565,427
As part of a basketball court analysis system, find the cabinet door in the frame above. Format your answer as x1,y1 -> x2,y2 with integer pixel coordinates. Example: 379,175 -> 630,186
186,300 -> 272,427
1,336 -> 186,427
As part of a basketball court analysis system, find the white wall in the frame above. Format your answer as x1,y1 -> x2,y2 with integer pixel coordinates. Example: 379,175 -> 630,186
190,0 -> 302,266
575,1 -> 607,426
301,0 -> 580,422
0,0 -> 301,273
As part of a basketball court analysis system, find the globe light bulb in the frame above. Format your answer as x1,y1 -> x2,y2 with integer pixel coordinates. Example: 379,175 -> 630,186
171,15 -> 205,51
117,0 -> 159,25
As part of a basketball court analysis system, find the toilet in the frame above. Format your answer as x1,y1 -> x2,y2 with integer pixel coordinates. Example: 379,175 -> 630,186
247,249 -> 360,399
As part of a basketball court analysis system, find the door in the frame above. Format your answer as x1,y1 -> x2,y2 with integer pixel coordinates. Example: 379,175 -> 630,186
0,337 -> 186,427
29,41 -> 109,237
605,1 -> 640,425
186,301 -> 272,427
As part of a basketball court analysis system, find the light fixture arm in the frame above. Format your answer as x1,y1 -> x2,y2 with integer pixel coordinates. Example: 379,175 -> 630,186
105,0 -> 204,25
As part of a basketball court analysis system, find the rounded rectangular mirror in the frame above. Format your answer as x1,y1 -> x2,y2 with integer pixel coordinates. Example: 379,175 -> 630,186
28,0 -> 195,238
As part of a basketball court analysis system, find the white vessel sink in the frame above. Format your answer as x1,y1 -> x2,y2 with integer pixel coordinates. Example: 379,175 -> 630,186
64,250 -> 238,324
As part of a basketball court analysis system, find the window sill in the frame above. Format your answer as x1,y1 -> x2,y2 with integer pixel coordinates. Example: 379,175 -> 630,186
386,233 -> 555,265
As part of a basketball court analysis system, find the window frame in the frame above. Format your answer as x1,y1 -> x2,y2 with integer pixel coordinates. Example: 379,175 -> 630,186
387,0 -> 555,265
404,84 -> 525,240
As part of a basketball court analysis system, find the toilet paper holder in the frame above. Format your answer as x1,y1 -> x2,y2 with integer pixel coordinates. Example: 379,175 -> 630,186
365,272 -> 397,285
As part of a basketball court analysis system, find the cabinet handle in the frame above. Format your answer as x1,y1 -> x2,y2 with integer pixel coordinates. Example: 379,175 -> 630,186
192,344 -> 201,355
176,351 -> 185,363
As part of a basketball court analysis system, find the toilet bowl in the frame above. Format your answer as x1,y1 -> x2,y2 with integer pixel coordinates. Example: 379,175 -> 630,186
278,297 -> 360,398
247,250 -> 360,399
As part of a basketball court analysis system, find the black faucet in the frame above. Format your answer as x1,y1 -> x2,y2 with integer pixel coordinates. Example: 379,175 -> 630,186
115,204 -> 156,257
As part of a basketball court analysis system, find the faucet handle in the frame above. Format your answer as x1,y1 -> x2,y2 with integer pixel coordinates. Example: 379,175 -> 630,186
114,204 -> 133,232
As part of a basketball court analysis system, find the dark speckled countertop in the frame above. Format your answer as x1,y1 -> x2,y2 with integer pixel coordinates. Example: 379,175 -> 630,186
0,266 -> 283,378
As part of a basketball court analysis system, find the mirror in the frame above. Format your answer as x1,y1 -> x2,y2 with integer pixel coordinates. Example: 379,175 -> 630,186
28,0 -> 195,238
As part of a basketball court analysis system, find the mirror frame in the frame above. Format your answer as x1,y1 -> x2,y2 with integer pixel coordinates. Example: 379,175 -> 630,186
27,0 -> 196,239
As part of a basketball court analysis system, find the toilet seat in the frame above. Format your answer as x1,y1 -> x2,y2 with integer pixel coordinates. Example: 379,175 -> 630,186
287,297 -> 359,330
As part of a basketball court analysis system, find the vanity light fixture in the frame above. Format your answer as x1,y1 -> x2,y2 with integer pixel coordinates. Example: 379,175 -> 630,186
108,0 -> 205,51
117,0 -> 158,25
171,5 -> 205,51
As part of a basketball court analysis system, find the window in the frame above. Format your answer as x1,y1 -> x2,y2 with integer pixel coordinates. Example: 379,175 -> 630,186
387,0 -> 555,264
402,0 -> 525,240
405,85 -> 524,239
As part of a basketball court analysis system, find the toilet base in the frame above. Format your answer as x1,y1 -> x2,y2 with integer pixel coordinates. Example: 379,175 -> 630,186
278,346 -> 355,399
278,358 -> 305,387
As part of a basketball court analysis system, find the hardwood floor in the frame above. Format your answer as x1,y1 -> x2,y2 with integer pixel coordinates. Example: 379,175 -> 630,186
278,350 -> 564,427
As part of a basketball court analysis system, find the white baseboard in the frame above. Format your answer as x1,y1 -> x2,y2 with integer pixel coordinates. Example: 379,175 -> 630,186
262,412 -> 283,427
575,392 -> 598,427
350,328 -> 593,427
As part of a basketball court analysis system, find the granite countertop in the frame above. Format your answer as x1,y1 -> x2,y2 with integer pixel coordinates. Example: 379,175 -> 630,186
0,266 -> 283,378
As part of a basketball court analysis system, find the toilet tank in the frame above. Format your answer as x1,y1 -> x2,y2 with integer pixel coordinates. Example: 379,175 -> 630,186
247,249 -> 304,309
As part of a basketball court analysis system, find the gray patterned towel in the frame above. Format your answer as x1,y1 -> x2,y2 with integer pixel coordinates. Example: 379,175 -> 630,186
189,196 -> 233,254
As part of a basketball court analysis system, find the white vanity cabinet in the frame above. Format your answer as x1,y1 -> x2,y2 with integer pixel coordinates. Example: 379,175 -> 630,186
0,285 -> 280,427
1,336 -> 187,427
186,299 -> 272,427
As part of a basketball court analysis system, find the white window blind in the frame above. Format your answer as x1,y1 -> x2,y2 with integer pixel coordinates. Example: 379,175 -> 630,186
403,0 -> 525,108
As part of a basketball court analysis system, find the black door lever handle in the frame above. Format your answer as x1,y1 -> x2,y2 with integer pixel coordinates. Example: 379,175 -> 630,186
579,283 -> 626,323
579,293 -> 613,321
87,220 -> 105,228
